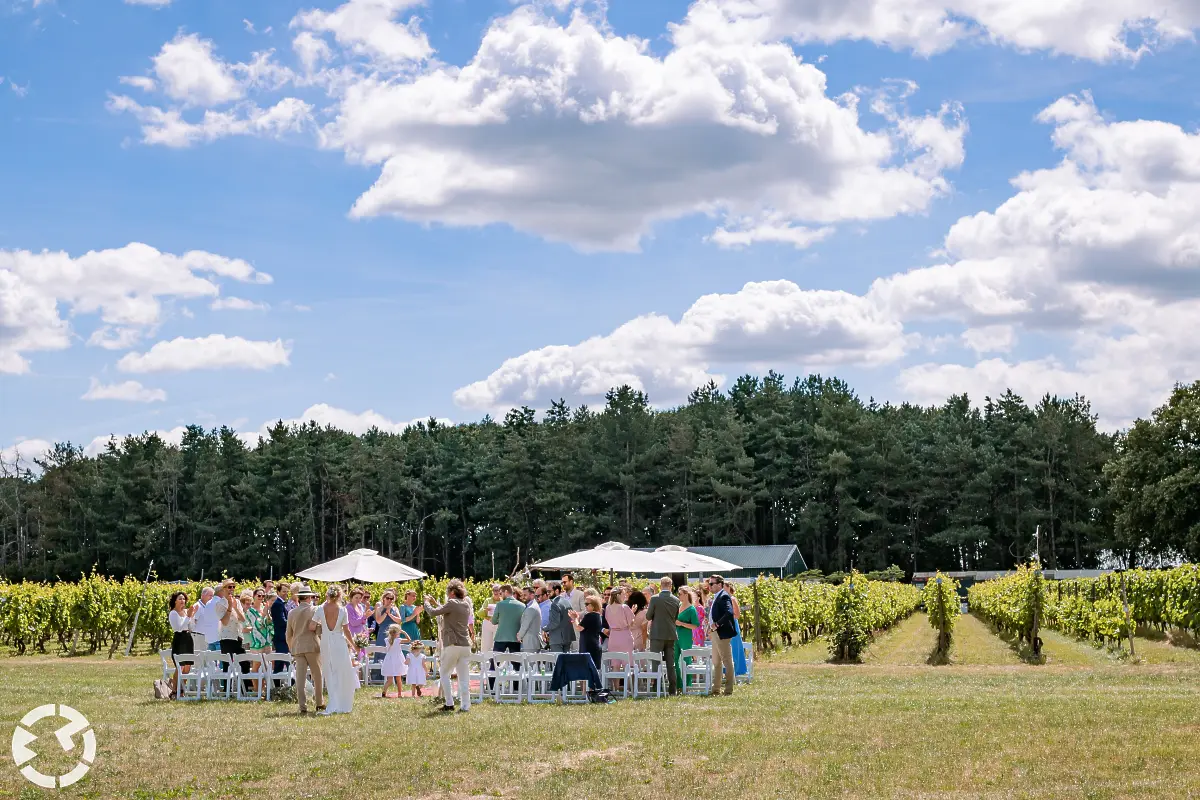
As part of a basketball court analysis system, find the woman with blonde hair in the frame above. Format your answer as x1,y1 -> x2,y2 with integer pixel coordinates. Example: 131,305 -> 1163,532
674,587 -> 701,689
573,595 -> 605,670
315,585 -> 358,714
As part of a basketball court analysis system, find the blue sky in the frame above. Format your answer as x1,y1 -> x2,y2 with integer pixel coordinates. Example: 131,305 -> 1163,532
2,0 -> 1199,462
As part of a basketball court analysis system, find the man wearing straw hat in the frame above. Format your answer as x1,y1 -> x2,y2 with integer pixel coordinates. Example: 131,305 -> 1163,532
286,585 -> 324,714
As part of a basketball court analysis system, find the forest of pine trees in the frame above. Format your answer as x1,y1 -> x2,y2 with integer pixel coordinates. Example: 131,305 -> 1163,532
1,374 -> 1197,582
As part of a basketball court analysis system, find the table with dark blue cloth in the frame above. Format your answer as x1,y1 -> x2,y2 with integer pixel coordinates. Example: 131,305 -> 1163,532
549,653 -> 602,691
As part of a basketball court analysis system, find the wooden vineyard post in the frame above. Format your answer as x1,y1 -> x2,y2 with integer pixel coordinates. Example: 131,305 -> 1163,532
1121,572 -> 1136,658
1031,567 -> 1042,657
752,578 -> 764,656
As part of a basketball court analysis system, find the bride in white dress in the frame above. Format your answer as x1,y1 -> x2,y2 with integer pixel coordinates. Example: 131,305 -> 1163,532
315,586 -> 358,715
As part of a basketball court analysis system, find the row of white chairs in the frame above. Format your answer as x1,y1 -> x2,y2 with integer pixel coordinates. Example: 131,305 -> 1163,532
160,640 -> 752,703
164,651 -> 304,701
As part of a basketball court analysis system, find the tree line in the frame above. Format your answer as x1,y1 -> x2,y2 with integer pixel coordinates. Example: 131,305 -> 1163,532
1,373 -> 1196,582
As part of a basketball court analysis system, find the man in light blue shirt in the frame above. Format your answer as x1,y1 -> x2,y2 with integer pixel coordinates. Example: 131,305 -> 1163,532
537,586 -> 552,628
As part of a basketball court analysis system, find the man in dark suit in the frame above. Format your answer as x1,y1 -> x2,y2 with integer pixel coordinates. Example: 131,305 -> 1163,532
707,574 -> 737,696
269,583 -> 290,672
644,576 -> 681,695
545,581 -> 578,653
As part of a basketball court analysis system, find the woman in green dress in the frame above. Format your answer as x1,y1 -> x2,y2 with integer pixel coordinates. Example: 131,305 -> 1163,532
242,589 -> 273,657
674,587 -> 700,689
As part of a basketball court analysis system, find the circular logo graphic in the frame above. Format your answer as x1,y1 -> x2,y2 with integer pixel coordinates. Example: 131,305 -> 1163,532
11,704 -> 96,789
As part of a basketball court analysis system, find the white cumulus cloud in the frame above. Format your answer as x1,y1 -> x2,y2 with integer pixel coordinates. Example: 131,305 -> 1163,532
0,242 -> 271,372
291,0 -> 432,65
324,4 -> 965,252
153,33 -> 244,107
211,296 -> 269,311
81,378 -> 167,403
879,93 -> 1200,428
454,279 -> 906,410
117,334 -> 292,373
677,0 -> 1200,61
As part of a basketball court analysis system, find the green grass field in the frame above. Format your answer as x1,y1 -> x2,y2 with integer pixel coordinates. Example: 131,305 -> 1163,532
2,615 -> 1198,800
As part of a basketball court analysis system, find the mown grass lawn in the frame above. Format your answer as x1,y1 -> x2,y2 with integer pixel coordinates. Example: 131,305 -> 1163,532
1,620 -> 1198,800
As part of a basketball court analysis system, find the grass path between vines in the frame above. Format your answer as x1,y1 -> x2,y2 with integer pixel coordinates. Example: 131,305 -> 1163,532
3,651 -> 1200,799
863,612 -> 937,665
1134,627 -> 1200,665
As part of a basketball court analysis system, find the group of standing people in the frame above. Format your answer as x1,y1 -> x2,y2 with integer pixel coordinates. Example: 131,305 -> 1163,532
474,572 -> 747,700
163,571 -> 747,715
164,579 -> 431,714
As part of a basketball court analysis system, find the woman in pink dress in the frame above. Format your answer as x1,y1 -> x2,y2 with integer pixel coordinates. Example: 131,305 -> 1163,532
604,588 -> 635,660
628,590 -> 649,652
346,587 -> 370,662
692,593 -> 708,647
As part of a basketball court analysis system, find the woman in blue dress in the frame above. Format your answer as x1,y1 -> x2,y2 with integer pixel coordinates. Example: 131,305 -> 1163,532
730,592 -> 748,676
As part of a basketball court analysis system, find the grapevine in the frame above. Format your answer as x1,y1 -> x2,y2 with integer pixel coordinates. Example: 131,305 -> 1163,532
923,572 -> 960,655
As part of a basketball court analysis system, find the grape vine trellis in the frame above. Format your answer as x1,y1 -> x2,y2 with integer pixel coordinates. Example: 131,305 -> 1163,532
969,564 -> 1199,656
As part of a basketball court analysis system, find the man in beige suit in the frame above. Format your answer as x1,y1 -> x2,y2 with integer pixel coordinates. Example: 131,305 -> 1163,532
285,585 -> 324,714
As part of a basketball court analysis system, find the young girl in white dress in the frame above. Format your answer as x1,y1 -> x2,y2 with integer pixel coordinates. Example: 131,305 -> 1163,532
380,625 -> 408,699
405,641 -> 427,697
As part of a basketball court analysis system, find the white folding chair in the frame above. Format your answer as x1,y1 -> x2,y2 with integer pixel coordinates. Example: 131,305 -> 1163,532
632,652 -> 665,699
601,652 -> 633,698
159,649 -> 175,683
361,645 -> 389,686
174,654 -> 205,701
421,640 -> 439,681
472,652 -> 498,704
262,653 -> 294,701
738,641 -> 754,684
206,654 -> 234,699
234,654 -> 267,701
525,653 -> 559,704
680,648 -> 713,695
493,652 -> 526,704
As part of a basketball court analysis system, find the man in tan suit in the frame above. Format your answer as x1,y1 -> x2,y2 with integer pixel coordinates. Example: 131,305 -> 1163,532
285,585 -> 323,714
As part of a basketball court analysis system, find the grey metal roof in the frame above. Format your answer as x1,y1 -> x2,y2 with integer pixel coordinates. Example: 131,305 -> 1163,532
633,544 -> 803,570
914,569 -> 1115,581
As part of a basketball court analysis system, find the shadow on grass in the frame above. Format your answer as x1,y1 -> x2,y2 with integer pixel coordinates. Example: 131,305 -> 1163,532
1137,625 -> 1199,650
972,613 -> 1045,665
926,646 -> 951,666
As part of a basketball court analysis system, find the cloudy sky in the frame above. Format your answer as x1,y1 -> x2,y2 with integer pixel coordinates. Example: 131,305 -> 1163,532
2,0 -> 1199,464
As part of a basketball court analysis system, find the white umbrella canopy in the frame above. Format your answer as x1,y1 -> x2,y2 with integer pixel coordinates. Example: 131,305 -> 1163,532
652,544 -> 740,573
531,542 -> 680,574
296,548 -> 427,583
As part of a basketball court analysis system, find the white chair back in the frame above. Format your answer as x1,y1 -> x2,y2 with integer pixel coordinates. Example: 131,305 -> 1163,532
262,653 -> 294,701
173,654 -> 205,701
600,652 -> 633,698
525,653 -> 559,704
233,654 -> 266,701
205,654 -> 234,699
632,651 -> 665,699
362,645 -> 389,685
680,648 -> 713,695
739,640 -> 754,683
159,649 -> 174,682
493,652 -> 527,704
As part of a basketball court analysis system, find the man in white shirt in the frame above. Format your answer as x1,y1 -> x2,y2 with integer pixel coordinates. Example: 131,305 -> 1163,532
192,587 -> 222,652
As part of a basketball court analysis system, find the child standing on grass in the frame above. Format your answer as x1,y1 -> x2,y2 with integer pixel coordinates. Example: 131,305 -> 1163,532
380,625 -> 408,698
405,641 -> 427,697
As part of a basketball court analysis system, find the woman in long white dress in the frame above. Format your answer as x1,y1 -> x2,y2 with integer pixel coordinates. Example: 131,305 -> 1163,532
315,586 -> 358,715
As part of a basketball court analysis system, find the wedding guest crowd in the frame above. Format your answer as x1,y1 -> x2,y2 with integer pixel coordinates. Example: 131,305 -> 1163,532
163,571 -> 747,706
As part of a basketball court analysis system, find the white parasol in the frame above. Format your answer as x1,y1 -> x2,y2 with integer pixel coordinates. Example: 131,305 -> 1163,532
296,548 -> 427,583
530,542 -> 680,574
651,544 -> 740,573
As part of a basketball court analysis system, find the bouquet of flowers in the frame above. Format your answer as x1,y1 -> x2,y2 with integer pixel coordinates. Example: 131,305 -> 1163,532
352,632 -> 370,651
